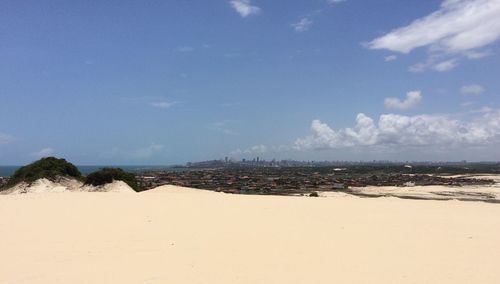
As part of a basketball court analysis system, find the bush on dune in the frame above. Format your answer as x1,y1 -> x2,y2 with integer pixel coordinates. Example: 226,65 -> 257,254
84,168 -> 141,191
7,157 -> 82,186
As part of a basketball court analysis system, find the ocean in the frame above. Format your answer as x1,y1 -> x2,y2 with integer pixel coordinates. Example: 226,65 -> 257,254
0,165 -> 177,177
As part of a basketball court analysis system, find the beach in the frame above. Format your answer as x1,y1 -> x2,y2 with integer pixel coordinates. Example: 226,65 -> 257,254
1,186 -> 500,283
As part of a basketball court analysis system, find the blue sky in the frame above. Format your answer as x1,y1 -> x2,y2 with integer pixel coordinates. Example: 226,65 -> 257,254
1,0 -> 500,165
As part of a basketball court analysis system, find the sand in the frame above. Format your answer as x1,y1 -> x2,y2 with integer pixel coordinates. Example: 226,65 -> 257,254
1,179 -> 135,194
1,177 -> 83,194
338,174 -> 500,203
346,184 -> 500,202
81,180 -> 136,193
1,186 -> 500,284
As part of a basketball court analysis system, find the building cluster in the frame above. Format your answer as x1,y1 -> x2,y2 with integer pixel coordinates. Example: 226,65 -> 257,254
136,168 -> 494,195
185,158 -> 311,168
182,158 -> 480,169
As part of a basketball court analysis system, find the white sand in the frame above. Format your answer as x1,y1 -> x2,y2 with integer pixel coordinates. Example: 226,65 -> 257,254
81,180 -> 136,193
344,174 -> 500,202
1,177 -> 83,194
347,184 -> 500,202
1,178 -> 135,194
143,184 -> 219,194
1,186 -> 500,283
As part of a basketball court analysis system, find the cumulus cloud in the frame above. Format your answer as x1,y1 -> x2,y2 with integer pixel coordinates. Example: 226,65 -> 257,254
32,147 -> 55,157
0,132 -> 13,145
367,0 -> 500,71
461,84 -> 485,95
384,91 -> 422,110
294,110 -> 500,150
292,18 -> 313,32
230,0 -> 261,17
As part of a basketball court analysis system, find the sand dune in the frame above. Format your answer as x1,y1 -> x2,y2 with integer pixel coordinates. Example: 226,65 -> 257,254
1,185 -> 500,283
81,180 -> 136,193
1,177 -> 82,194
1,178 -> 135,194
143,184 -> 220,194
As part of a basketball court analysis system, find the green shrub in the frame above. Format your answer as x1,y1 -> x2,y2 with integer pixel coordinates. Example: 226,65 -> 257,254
8,157 -> 81,186
85,168 -> 140,191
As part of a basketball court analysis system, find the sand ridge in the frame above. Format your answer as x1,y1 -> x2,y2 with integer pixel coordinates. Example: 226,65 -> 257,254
142,184 -> 220,194
1,178 -> 136,194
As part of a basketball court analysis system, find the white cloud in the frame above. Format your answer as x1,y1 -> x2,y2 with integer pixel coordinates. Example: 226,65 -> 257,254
408,62 -> 427,73
292,18 -> 313,32
367,0 -> 500,71
0,132 -> 13,145
433,59 -> 459,72
132,143 -> 164,159
230,0 -> 261,17
368,0 -> 500,53
32,147 -> 55,157
150,101 -> 175,109
177,46 -> 194,52
294,109 -> 500,150
408,57 -> 459,72
384,91 -> 422,110
384,55 -> 398,62
461,84 -> 485,95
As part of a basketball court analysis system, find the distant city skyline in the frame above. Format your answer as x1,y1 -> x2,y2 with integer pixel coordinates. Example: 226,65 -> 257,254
1,0 -> 500,164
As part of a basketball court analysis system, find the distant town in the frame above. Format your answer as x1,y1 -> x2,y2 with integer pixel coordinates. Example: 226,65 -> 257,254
179,158 -> 482,169
2,158 -> 499,197
136,158 -> 499,196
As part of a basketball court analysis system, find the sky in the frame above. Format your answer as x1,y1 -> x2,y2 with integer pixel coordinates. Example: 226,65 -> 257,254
1,0 -> 500,165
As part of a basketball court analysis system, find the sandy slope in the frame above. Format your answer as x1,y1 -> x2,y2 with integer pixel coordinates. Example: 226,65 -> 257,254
81,180 -> 136,193
0,177 -> 83,194
1,178 -> 135,194
1,187 -> 500,284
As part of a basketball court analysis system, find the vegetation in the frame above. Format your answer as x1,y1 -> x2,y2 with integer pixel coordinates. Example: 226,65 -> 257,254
7,157 -> 82,187
84,168 -> 141,191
